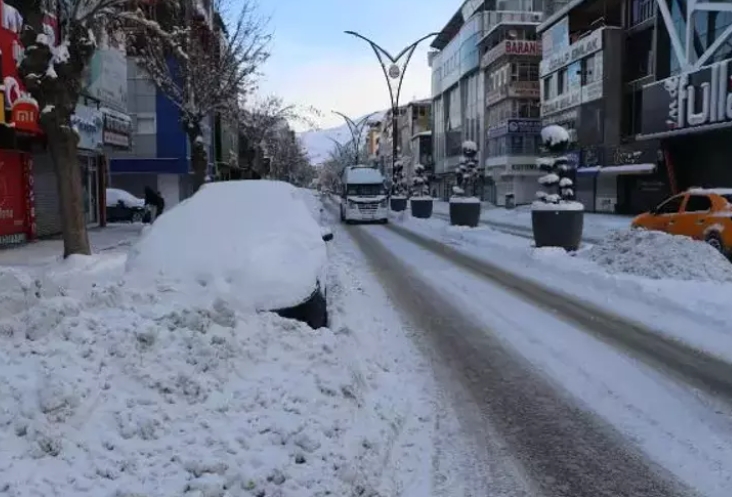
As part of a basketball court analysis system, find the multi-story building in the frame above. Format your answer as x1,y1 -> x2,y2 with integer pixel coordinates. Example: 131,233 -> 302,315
374,105 -> 408,183
429,0 -> 484,200
536,0 -> 682,214
480,14 -> 544,205
399,99 -> 433,188
108,0 -> 216,209
636,0 -> 732,196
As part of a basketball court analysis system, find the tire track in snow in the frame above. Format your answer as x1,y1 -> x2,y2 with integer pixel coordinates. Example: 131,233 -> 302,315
347,224 -> 697,497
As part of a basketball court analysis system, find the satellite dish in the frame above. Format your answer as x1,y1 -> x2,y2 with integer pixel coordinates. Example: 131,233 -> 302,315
508,30 -> 518,39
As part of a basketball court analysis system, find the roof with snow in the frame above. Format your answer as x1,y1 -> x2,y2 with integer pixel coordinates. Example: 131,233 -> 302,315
688,188 -> 732,195
343,167 -> 385,185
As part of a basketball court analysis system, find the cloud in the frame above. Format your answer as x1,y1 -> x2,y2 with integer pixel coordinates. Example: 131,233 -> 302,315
259,48 -> 433,132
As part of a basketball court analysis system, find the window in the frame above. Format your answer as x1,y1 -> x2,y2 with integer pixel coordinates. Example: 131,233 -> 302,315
136,113 -> 156,134
557,68 -> 568,95
543,76 -> 553,100
684,195 -> 712,212
511,62 -> 539,82
582,54 -> 596,85
655,195 -> 684,214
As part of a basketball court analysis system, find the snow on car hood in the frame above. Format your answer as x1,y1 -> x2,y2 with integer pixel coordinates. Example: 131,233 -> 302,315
125,181 -> 327,310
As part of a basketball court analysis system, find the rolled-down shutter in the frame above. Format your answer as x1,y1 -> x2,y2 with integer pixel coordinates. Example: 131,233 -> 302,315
32,153 -> 63,238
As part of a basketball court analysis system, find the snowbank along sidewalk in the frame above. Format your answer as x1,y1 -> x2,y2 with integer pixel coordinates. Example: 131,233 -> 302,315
0,188 -> 439,497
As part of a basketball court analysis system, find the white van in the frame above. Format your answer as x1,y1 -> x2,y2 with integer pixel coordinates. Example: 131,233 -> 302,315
340,166 -> 388,224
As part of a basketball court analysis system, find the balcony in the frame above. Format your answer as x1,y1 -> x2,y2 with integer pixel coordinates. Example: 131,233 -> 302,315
482,10 -> 545,38
486,81 -> 541,106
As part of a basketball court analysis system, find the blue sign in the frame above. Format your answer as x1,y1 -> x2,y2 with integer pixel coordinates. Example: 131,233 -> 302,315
506,119 -> 542,134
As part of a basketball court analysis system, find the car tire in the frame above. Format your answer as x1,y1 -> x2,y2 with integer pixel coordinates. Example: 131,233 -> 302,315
705,232 -> 726,254
132,211 -> 143,223
381,218 -> 389,225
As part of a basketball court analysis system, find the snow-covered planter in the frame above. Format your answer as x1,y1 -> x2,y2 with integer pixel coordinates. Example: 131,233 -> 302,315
531,125 -> 584,251
390,158 -> 408,212
410,163 -> 433,219
449,141 -> 481,227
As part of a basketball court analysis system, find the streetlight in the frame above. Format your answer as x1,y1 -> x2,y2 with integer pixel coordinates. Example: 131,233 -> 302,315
332,111 -> 376,165
344,30 -> 438,192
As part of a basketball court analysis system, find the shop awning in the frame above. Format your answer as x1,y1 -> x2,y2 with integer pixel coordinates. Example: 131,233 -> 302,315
577,163 -> 655,175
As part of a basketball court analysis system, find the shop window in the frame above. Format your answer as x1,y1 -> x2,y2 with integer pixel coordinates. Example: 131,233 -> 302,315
655,195 -> 684,214
543,76 -> 553,100
684,195 -> 712,212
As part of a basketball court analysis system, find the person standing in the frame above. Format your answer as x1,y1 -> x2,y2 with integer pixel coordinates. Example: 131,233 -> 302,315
144,186 -> 160,223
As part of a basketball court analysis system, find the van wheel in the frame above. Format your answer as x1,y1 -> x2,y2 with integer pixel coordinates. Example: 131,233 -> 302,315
705,232 -> 725,254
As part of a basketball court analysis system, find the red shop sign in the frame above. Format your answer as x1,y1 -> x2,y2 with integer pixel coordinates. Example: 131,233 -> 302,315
0,151 -> 28,239
0,2 -> 42,134
505,40 -> 540,56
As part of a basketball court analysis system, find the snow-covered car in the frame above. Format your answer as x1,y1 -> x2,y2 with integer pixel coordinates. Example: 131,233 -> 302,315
106,188 -> 149,223
125,180 -> 332,328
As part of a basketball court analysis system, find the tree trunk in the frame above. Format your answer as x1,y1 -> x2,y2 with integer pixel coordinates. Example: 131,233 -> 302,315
46,125 -> 91,257
188,132 -> 208,192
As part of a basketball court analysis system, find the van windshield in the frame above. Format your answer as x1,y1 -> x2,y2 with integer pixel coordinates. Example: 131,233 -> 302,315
347,184 -> 385,196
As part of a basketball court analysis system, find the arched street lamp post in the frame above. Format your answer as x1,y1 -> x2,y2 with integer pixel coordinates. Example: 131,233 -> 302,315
344,30 -> 438,192
331,111 -> 376,165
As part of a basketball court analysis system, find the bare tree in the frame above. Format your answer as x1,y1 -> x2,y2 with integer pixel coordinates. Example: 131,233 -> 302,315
16,0 -> 175,257
131,0 -> 270,191
263,123 -> 314,186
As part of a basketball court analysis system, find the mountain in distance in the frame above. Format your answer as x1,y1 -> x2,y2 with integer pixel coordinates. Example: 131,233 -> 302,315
298,110 -> 386,166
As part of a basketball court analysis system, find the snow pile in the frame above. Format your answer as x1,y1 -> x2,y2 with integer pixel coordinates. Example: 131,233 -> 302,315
581,229 -> 732,282
126,181 -> 327,310
0,253 -> 417,497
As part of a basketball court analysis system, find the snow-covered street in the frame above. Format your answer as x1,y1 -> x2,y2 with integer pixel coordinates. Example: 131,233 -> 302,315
2,189 -> 732,496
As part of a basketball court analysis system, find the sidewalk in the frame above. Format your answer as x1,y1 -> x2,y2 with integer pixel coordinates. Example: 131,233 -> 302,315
433,201 -> 633,239
0,223 -> 143,267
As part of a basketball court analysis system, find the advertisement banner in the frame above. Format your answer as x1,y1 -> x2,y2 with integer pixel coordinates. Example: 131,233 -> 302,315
540,27 -> 603,76
507,119 -> 542,134
0,151 -> 27,242
72,105 -> 104,150
85,48 -> 128,112
482,40 -> 541,68
542,17 -> 569,59
640,58 -> 732,136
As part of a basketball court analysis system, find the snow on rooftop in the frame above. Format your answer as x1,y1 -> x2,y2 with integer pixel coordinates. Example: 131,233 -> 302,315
688,187 -> 732,195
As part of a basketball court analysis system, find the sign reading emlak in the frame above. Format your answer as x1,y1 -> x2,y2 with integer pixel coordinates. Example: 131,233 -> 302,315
641,58 -> 732,136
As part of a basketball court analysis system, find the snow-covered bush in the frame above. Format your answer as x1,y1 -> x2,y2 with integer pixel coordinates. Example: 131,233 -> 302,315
533,125 -> 583,210
452,141 -> 479,199
392,158 -> 408,197
411,163 -> 430,198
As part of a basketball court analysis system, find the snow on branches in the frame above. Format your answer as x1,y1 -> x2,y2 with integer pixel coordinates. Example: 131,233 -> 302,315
452,140 -> 479,198
411,163 -> 430,198
533,125 -> 583,210
392,157 -> 408,198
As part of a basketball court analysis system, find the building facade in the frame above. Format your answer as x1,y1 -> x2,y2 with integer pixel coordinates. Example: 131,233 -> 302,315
480,17 -> 544,205
536,0 -> 686,214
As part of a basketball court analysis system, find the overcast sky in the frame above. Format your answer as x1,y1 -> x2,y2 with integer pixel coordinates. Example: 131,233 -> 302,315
254,0 -> 458,131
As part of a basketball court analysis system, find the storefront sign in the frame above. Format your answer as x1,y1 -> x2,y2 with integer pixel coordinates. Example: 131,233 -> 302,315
640,58 -> 732,137
510,163 -> 539,173
542,80 -> 603,117
0,151 -> 28,242
71,105 -> 104,150
102,108 -> 132,148
482,40 -> 541,68
487,81 -> 540,105
0,8 -> 43,135
606,144 -> 658,166
507,119 -> 542,134
540,28 -> 603,76
580,146 -> 604,168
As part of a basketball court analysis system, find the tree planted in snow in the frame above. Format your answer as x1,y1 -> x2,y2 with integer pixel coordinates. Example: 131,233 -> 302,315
16,0 -> 172,257
452,141 -> 479,198
131,0 -> 270,191
411,163 -> 429,198
392,157 -> 408,197
534,125 -> 576,206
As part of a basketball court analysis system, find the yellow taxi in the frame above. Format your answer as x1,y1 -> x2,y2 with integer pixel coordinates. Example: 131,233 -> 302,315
631,188 -> 732,255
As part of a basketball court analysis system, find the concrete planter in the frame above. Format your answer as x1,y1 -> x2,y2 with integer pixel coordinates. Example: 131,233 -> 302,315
531,209 -> 584,251
449,201 -> 481,227
410,198 -> 433,219
390,197 -> 408,212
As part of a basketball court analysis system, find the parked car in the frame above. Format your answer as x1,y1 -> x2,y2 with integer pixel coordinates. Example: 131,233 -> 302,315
106,188 -> 150,223
631,188 -> 732,255
125,180 -> 333,329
